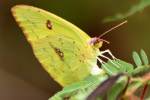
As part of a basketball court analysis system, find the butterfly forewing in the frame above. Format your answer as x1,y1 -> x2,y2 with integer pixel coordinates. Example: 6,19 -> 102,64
11,5 -> 99,86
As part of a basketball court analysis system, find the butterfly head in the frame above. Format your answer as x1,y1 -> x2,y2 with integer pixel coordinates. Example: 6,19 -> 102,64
88,37 -> 109,48
89,20 -> 127,48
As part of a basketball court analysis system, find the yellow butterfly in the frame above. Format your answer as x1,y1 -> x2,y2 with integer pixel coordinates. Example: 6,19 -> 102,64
11,5 -> 127,87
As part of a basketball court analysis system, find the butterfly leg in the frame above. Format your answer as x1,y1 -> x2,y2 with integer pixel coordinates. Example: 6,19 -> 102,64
99,49 -> 121,68
99,54 -> 120,68
100,49 -> 116,59
96,57 -> 115,74
97,57 -> 108,68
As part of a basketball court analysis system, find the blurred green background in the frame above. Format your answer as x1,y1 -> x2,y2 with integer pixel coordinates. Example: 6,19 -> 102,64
0,0 -> 150,100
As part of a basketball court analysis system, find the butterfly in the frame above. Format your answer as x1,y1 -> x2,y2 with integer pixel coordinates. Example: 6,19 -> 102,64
11,5 -> 127,87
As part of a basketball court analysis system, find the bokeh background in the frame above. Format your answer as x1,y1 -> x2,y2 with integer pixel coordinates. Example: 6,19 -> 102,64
1,0 -> 150,100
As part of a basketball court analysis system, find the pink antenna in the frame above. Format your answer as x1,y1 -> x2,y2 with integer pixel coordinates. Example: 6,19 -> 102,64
98,20 -> 128,38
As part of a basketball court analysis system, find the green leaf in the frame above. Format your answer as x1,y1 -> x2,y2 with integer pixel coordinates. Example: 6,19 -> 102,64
116,59 -> 134,73
131,65 -> 150,77
87,74 -> 127,100
101,61 -> 118,75
103,0 -> 150,22
133,51 -> 142,66
107,75 -> 129,100
140,49 -> 149,65
49,74 -> 108,100
102,59 -> 134,75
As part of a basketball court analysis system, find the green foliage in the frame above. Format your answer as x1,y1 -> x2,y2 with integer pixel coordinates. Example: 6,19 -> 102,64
133,51 -> 143,66
101,59 -> 134,75
131,49 -> 150,76
49,74 -> 108,100
107,76 -> 128,100
102,49 -> 150,77
88,74 -> 129,100
103,0 -> 150,22
141,49 -> 149,65
50,74 -> 129,100
50,49 -> 150,100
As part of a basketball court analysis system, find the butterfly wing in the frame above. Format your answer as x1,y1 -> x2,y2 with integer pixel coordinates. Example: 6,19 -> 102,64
11,5 -> 100,86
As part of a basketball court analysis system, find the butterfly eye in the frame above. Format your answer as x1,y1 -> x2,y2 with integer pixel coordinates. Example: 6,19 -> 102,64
46,20 -> 52,29
89,37 -> 102,46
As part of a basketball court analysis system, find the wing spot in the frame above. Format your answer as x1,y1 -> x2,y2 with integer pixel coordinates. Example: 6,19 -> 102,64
81,54 -> 85,58
75,53 -> 78,56
54,47 -> 64,60
48,42 -> 64,60
58,38 -> 63,45
77,48 -> 80,51
46,20 -> 52,30
58,38 -> 62,41
61,42 -> 63,45
73,41 -> 75,44
79,59 -> 84,63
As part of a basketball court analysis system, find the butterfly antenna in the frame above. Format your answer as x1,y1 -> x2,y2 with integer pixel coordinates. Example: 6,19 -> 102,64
98,20 -> 128,38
